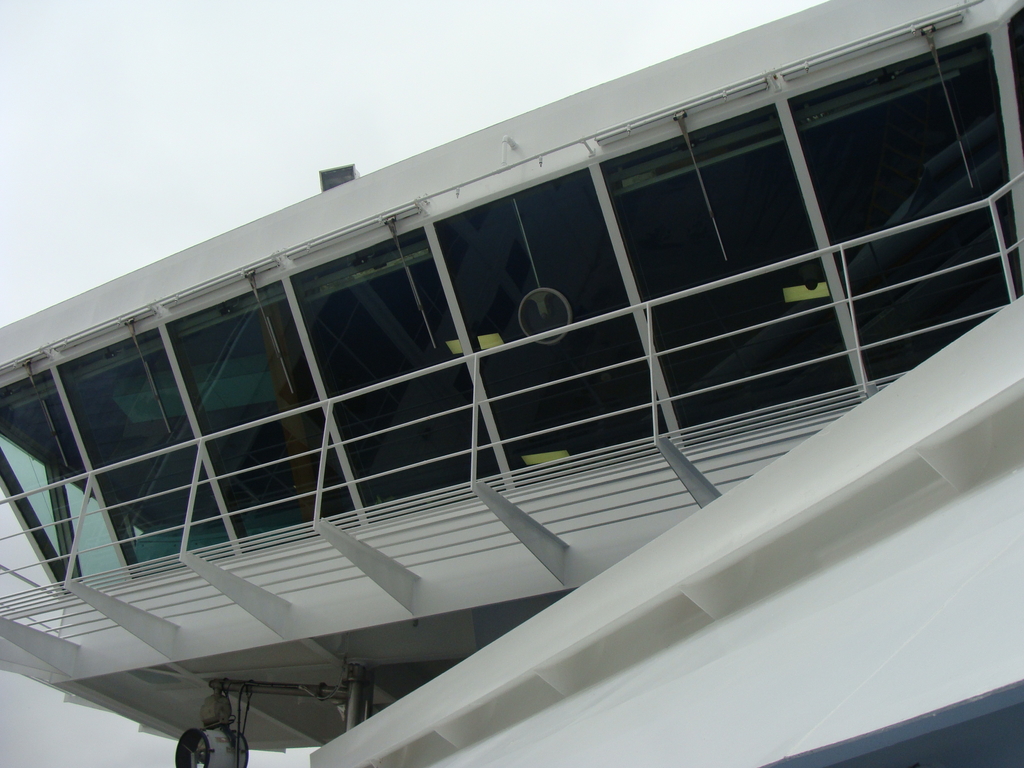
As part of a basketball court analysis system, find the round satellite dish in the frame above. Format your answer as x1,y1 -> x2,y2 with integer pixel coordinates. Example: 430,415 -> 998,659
518,288 -> 572,345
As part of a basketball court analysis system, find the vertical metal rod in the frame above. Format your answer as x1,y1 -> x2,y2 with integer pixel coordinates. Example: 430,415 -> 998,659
923,27 -> 975,189
839,245 -> 870,390
245,272 -> 295,394
385,218 -> 437,349
512,198 -> 543,290
23,363 -> 70,467
177,448 -> 204,556
126,321 -> 172,433
647,306 -> 659,443
989,197 -> 1018,300
675,111 -> 728,261
345,664 -> 366,731
470,353 -> 481,486
312,406 -> 331,524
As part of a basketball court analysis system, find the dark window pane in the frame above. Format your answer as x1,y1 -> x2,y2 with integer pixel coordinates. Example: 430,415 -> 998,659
1010,9 -> 1024,146
481,315 -> 650,466
792,35 -> 1006,243
844,209 -> 1010,350
168,281 -> 316,433
654,266 -> 854,427
435,171 -> 628,349
60,329 -> 190,466
98,446 -> 222,565
603,106 -> 816,300
335,365 -> 497,500
862,314 -> 989,381
0,370 -> 83,486
293,230 -> 459,396
207,408 -> 349,536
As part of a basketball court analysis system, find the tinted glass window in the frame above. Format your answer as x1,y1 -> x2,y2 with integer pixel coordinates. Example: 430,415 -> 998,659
293,230 -> 458,396
168,281 -> 317,433
0,369 -> 84,580
336,366 -> 497,502
435,170 -> 629,349
792,35 -> 1005,243
480,315 -> 650,466
603,106 -> 816,300
654,265 -> 854,427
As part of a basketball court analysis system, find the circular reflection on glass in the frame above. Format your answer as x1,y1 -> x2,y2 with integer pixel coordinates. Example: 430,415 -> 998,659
518,287 -> 573,345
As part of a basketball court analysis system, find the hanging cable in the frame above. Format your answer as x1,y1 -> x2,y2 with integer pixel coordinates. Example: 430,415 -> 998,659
922,26 -> 975,189
126,321 -> 172,433
511,198 -> 542,290
22,362 -> 71,467
385,217 -> 437,349
244,272 -> 295,395
675,111 -> 729,261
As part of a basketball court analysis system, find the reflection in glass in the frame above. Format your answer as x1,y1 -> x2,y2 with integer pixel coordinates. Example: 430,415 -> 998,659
654,266 -> 854,427
481,315 -> 650,465
435,170 -> 629,348
0,371 -> 86,581
168,280 -> 334,536
293,230 -> 458,396
792,36 -> 1005,243
335,366 -> 496,501
603,106 -> 816,300
208,408 -> 348,536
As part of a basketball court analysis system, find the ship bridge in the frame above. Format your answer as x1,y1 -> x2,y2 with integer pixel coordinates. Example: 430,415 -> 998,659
2,0 -> 1024,765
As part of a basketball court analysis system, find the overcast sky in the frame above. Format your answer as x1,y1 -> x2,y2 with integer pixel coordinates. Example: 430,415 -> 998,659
0,1 -> 824,765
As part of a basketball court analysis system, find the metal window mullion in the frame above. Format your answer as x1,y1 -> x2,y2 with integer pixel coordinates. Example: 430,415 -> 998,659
589,164 -> 680,433
424,222 -> 514,483
280,276 -> 364,515
0,473 -> 54,585
156,325 -> 238,544
776,97 -> 866,387
176,447 -> 204,556
991,25 -> 1024,295
50,366 -> 128,570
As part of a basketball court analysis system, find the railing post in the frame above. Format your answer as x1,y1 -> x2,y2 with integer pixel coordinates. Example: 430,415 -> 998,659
839,244 -> 870,391
989,197 -> 1018,301
312,404 -> 332,524
647,305 -> 659,443
470,352 -> 481,487
176,446 -> 204,556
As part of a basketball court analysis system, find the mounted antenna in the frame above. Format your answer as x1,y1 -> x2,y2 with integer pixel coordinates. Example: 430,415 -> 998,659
126,320 -> 172,433
244,271 -> 296,395
385,217 -> 437,349
922,26 -> 975,188
22,361 -> 70,467
675,111 -> 729,261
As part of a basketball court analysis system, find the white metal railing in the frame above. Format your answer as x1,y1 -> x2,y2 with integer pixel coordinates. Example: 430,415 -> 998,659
0,170 -> 1021,600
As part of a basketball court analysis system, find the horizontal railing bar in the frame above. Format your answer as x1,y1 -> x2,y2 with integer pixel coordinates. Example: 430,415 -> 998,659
337,402 -> 474,446
482,354 -> 651,405
857,306 -> 1004,352
848,251 -> 1001,301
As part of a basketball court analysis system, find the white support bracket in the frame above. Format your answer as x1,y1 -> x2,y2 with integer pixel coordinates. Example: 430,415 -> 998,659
66,582 -> 178,658
180,553 -> 294,639
0,617 -> 79,675
473,482 -> 569,585
657,438 -> 722,509
314,520 -> 419,614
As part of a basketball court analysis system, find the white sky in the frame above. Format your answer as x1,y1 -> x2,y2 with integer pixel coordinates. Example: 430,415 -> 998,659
0,1 -> 824,766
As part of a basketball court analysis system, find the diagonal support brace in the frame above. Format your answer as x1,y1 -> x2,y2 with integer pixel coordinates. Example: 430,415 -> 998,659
181,553 -> 294,639
315,521 -> 419,613
657,438 -> 721,508
0,616 -> 79,675
66,582 -> 178,658
473,482 -> 569,585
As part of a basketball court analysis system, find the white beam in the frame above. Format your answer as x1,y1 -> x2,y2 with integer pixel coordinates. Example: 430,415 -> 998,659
314,521 -> 418,613
473,482 -> 568,585
66,582 -> 178,658
0,617 -> 78,675
180,552 -> 294,639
